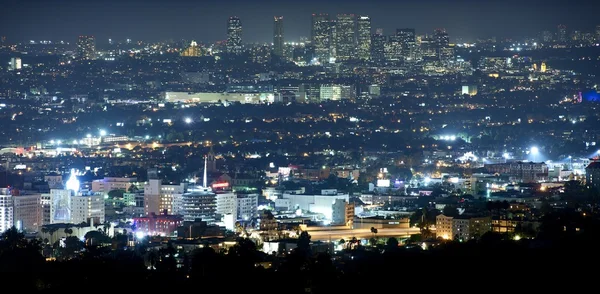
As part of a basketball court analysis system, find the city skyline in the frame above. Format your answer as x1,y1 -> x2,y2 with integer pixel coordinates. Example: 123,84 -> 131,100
2,0 -> 599,43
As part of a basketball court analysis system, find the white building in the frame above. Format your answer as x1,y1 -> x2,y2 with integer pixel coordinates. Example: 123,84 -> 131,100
144,179 -> 186,215
13,193 -> 41,232
71,194 -> 105,224
9,57 -> 22,71
174,187 -> 216,223
319,84 -> 356,101
0,189 -> 13,233
216,192 -> 237,222
237,193 -> 258,221
276,189 -> 349,220
91,177 -> 137,193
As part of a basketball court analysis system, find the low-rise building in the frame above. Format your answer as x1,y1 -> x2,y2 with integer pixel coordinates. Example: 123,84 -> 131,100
436,214 -> 492,241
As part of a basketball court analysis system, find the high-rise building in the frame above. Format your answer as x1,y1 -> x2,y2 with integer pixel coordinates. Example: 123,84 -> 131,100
541,30 -> 553,43
595,25 -> 600,43
371,31 -> 386,64
335,14 -> 357,61
76,35 -> 96,60
71,193 -> 105,224
144,179 -> 186,215
434,28 -> 452,61
0,189 -> 13,233
237,192 -> 258,221
175,187 -> 217,223
385,35 -> 402,62
311,14 -> 332,62
557,24 -> 567,43
13,193 -> 41,233
396,28 -> 416,60
227,16 -> 243,55
273,16 -> 284,57
356,16 -> 371,61
9,57 -> 21,71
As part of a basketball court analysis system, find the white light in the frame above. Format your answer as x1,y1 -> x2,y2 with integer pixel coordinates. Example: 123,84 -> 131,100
503,153 -> 510,159
530,146 -> 539,155
86,134 -> 91,138
145,135 -> 150,139
99,130 -> 107,136
72,140 -> 78,145
135,231 -> 145,239
450,135 -> 456,141
50,140 -> 55,144
184,117 -> 192,124
66,168 -> 80,193
56,140 -> 62,145
424,177 -> 431,184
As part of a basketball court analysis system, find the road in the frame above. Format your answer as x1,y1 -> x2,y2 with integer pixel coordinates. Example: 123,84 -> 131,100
304,227 -> 424,241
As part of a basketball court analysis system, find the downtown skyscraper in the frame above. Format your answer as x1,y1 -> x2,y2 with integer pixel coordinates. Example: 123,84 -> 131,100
76,35 -> 96,60
227,16 -> 243,55
371,29 -> 386,65
273,16 -> 284,57
356,16 -> 371,61
311,14 -> 332,63
396,28 -> 416,61
335,14 -> 356,61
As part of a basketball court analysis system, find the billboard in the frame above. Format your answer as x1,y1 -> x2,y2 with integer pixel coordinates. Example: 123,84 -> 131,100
51,192 -> 71,223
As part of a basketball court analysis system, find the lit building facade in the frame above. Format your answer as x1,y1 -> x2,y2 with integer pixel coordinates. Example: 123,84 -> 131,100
143,179 -> 186,215
227,16 -> 243,55
585,161 -> 600,191
311,14 -> 332,63
77,35 -> 96,60
371,32 -> 386,64
335,14 -> 356,61
356,16 -> 371,61
436,214 -> 492,240
71,193 -> 105,224
273,16 -> 284,57
237,192 -> 258,221
0,189 -> 13,233
174,187 -> 217,223
134,212 -> 183,237
13,193 -> 41,232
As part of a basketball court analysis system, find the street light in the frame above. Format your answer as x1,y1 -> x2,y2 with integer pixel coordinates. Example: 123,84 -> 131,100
99,130 -> 107,136
184,117 -> 192,124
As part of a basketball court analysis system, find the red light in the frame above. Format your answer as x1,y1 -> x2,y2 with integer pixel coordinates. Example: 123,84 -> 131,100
212,182 -> 229,188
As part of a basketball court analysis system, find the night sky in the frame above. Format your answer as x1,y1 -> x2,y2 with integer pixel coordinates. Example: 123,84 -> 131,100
2,0 -> 598,43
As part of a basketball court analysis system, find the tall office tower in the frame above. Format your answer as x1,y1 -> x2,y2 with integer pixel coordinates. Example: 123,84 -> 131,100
371,32 -> 386,64
541,30 -> 553,43
0,189 -> 13,233
227,16 -> 243,55
273,16 -> 284,57
76,35 -> 96,60
385,35 -> 402,62
396,28 -> 416,60
596,25 -> 600,42
311,14 -> 332,62
557,24 -> 567,43
335,14 -> 357,61
434,28 -> 452,61
356,16 -> 371,61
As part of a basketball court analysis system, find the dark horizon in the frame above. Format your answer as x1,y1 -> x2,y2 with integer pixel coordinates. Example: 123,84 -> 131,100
1,0 -> 599,44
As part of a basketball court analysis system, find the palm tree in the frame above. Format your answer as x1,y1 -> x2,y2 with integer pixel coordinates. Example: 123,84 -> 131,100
64,228 -> 73,236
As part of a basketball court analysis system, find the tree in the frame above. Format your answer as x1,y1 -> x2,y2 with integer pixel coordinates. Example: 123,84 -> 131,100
64,227 -> 73,236
442,205 -> 459,217
297,231 -> 311,255
386,237 -> 399,250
